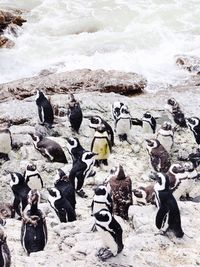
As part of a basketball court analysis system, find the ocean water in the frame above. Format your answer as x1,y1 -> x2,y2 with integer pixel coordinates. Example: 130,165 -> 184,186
0,0 -> 200,89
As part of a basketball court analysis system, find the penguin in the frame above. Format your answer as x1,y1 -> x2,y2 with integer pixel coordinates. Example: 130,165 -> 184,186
184,161 -> 199,180
87,115 -> 114,147
142,112 -> 157,134
65,137 -> 86,162
69,151 -> 96,198
114,104 -> 132,142
132,184 -> 155,206
24,162 -> 43,191
111,102 -> 125,122
156,121 -> 174,154
47,187 -> 76,223
29,133 -> 68,163
35,89 -> 54,127
21,189 -> 47,255
167,163 -> 186,192
165,98 -> 187,128
186,117 -> 200,145
187,148 -> 200,168
91,185 -> 113,215
10,172 -> 30,218
54,169 -> 76,210
0,228 -> 11,267
67,94 -> 83,133
94,209 -> 124,261
146,139 -> 171,173
0,128 -> 12,161
91,125 -> 111,167
108,165 -> 133,220
152,172 -> 184,238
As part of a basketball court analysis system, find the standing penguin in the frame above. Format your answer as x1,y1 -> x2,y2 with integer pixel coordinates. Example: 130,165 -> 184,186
156,121 -> 174,154
142,112 -> 157,134
10,172 -> 30,218
35,89 -> 54,127
186,117 -> 200,145
167,163 -> 186,192
54,169 -> 76,210
47,187 -> 76,223
24,162 -> 43,191
65,137 -> 86,162
21,190 -> 47,255
0,127 -> 12,162
69,151 -> 96,197
165,98 -> 187,128
146,139 -> 171,173
151,172 -> 184,238
67,94 -> 83,133
87,115 -> 114,147
91,125 -> 111,167
91,185 -> 113,215
132,184 -> 155,206
113,104 -> 132,142
0,228 -> 11,267
111,102 -> 125,122
94,209 -> 124,261
108,165 -> 133,220
29,133 -> 68,163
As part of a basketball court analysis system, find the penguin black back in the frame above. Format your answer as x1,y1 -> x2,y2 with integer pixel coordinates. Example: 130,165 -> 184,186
68,94 -> 83,133
35,90 -> 54,127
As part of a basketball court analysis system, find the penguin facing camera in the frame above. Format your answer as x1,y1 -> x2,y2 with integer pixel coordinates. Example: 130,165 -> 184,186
35,89 -> 54,128
47,187 -> 76,223
67,94 -> 83,133
21,189 -> 47,255
94,209 -> 124,261
132,184 -> 155,206
156,121 -> 174,154
186,117 -> 200,145
0,127 -> 13,162
24,162 -> 43,190
65,137 -> 86,162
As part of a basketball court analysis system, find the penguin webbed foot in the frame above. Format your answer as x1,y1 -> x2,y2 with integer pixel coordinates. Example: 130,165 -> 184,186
76,189 -> 88,198
96,247 -> 113,261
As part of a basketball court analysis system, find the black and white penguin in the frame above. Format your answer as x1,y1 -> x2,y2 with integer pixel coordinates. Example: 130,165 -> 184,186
132,184 -> 155,206
152,172 -> 184,238
47,187 -> 76,223
24,162 -> 43,191
108,165 -> 133,220
113,104 -> 132,142
94,209 -> 124,261
54,169 -> 76,210
0,228 -> 11,267
167,163 -> 186,192
165,98 -> 187,128
35,89 -> 54,127
87,115 -> 114,147
91,185 -> 113,215
146,139 -> 171,173
21,189 -> 47,255
29,133 -> 68,163
186,117 -> 200,145
184,161 -> 199,180
10,172 -> 30,218
156,121 -> 174,154
0,127 -> 12,161
142,112 -> 157,134
69,151 -> 96,197
67,94 -> 83,133
111,102 -> 125,122
91,125 -> 111,167
65,137 -> 86,162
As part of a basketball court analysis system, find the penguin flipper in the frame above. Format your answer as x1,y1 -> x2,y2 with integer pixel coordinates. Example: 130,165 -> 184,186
156,206 -> 168,229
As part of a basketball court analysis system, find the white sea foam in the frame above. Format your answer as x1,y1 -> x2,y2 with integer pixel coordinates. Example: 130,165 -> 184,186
0,0 -> 200,89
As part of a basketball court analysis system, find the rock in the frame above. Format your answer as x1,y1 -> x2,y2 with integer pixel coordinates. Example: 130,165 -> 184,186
0,9 -> 26,34
0,69 -> 147,101
175,54 -> 200,73
0,36 -> 15,48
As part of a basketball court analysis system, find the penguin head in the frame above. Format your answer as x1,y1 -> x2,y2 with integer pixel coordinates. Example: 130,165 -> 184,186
150,172 -> 170,191
94,209 -> 112,223
112,101 -> 125,119
65,137 -> 80,150
54,169 -> 69,184
26,162 -> 37,172
116,165 -> 126,180
47,187 -> 61,200
28,189 -> 40,205
142,112 -> 152,122
89,116 -> 102,129
133,187 -> 147,199
93,185 -> 111,202
0,229 -> 7,245
82,151 -> 97,162
169,163 -> 185,175
184,162 -> 195,172
10,172 -> 24,187
146,139 -> 160,149
68,93 -> 76,102
35,89 -> 45,101
120,105 -> 130,117
186,117 -> 200,131
96,124 -> 106,134
162,121 -> 173,131
165,98 -> 179,113
29,133 -> 43,142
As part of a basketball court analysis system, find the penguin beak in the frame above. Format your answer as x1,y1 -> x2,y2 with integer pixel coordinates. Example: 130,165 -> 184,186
149,172 -> 158,181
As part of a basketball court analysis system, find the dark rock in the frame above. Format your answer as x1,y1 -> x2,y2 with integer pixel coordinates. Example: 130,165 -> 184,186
0,69 -> 147,102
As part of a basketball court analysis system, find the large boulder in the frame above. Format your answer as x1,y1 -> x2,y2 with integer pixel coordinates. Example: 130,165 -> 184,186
0,69 -> 147,101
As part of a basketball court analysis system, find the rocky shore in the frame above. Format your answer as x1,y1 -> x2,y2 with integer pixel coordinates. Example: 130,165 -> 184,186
0,68 -> 200,266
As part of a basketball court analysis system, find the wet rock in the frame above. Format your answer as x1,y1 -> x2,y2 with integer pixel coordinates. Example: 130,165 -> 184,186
0,36 -> 15,48
0,69 -> 147,101
175,54 -> 200,73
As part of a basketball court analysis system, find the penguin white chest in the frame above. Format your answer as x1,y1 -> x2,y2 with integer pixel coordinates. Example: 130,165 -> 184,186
96,225 -> 118,256
27,177 -> 42,191
143,121 -> 152,134
0,132 -> 12,154
157,135 -> 173,154
93,203 -> 108,214
116,119 -> 130,135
